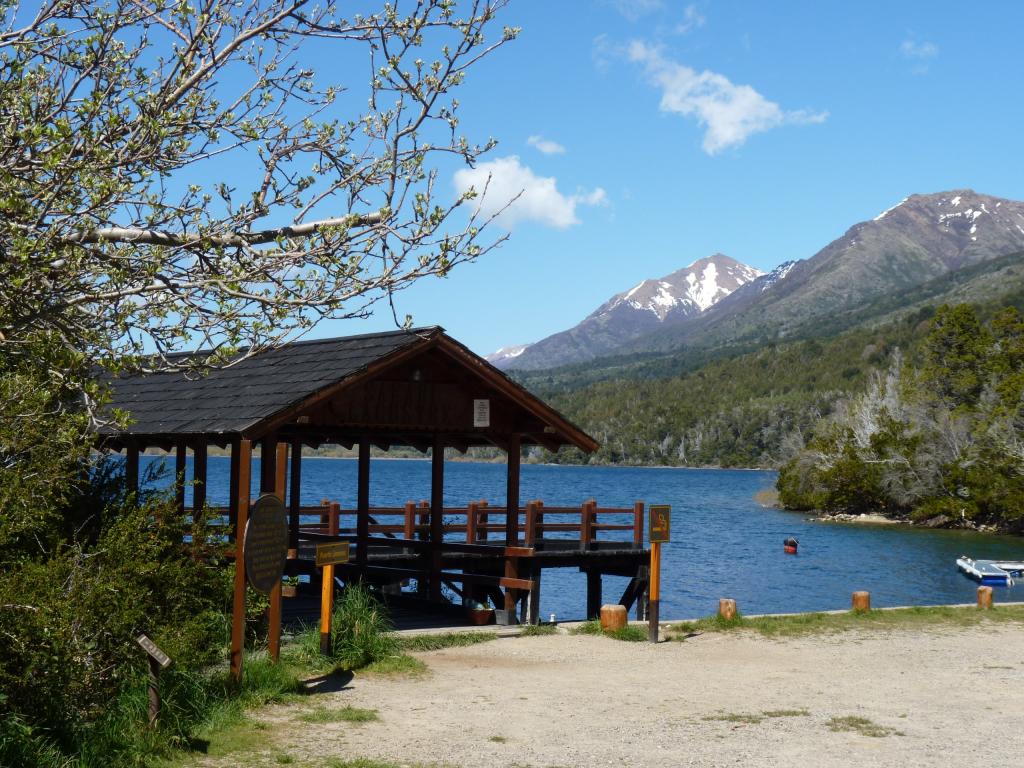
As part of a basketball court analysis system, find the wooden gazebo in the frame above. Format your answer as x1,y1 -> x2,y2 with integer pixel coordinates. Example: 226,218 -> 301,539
100,327 -> 649,678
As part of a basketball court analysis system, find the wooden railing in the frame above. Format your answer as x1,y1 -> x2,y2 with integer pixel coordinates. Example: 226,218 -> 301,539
295,499 -> 645,551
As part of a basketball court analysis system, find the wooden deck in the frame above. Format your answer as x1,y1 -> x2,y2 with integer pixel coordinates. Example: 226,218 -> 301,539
281,499 -> 651,624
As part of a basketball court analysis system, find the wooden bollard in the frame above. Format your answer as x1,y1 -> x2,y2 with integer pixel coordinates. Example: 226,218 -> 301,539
978,585 -> 994,609
600,604 -> 628,631
851,591 -> 871,612
718,598 -> 737,621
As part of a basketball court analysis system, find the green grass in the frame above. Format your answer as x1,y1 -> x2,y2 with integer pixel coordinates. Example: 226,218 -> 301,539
670,604 -> 1024,639
518,623 -> 558,637
570,620 -> 646,642
704,712 -> 763,725
398,631 -> 498,651
488,735 -> 508,743
826,716 -> 902,738
762,709 -> 810,718
361,653 -> 428,676
703,708 -> 810,726
298,705 -> 380,724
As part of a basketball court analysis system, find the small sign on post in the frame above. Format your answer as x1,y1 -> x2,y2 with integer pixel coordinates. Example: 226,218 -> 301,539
315,541 -> 350,567
647,504 -> 671,643
136,634 -> 171,727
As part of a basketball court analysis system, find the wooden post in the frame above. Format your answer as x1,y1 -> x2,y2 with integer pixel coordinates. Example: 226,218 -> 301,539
320,502 -> 339,654
288,439 -> 301,557
357,439 -> 370,567
524,500 -> 538,547
147,656 -> 161,727
174,439 -> 187,515
125,443 -> 139,494
229,438 -> 252,684
649,541 -> 662,642
852,591 -> 871,612
259,436 -> 276,496
404,501 -> 416,540
536,500 -> 544,541
505,434 -> 521,545
633,501 -> 644,548
580,500 -> 595,551
718,597 -> 737,621
192,441 -> 208,515
228,441 -> 241,537
586,571 -> 602,619
466,501 -> 478,543
601,604 -> 627,632
503,554 -> 518,616
978,585 -> 994,609
429,437 -> 444,602
266,441 -> 287,663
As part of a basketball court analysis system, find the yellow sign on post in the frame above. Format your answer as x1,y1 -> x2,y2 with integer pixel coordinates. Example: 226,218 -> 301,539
315,541 -> 351,567
649,504 -> 671,543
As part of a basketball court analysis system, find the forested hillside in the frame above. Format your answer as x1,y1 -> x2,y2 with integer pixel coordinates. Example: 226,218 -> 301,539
533,286 -> 1024,468
778,304 -> 1024,531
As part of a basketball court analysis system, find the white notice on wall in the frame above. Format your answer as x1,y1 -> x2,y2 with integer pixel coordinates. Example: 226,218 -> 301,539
473,399 -> 490,428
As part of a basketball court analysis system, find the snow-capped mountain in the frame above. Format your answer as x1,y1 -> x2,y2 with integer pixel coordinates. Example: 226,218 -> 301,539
496,254 -> 762,370
594,255 -> 763,321
631,189 -> 1024,356
485,344 -> 531,367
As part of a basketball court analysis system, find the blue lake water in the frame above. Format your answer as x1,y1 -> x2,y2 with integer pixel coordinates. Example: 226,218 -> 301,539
142,456 -> 1024,621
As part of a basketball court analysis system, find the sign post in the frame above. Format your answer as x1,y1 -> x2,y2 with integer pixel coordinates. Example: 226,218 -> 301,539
136,634 -> 171,727
648,504 -> 671,643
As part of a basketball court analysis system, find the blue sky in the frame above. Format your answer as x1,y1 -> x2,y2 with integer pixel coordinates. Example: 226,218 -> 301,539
318,0 -> 1024,355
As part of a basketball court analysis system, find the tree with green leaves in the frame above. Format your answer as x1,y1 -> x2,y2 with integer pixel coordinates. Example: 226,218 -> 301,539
0,0 -> 516,404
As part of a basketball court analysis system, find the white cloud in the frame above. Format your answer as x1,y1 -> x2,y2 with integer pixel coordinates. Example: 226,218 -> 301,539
453,156 -> 606,230
527,135 -> 566,155
900,38 -> 938,60
606,0 -> 663,22
627,41 -> 827,154
900,38 -> 938,73
676,4 -> 706,34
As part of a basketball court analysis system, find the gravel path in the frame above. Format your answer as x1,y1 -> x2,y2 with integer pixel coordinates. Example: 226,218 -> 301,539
200,624 -> 1024,767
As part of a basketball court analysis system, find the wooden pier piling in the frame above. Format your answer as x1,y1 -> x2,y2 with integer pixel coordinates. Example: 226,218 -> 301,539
852,591 -> 871,612
977,586 -> 994,609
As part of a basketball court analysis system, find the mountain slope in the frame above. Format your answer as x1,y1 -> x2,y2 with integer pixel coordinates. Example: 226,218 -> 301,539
502,254 -> 761,369
634,190 -> 1024,354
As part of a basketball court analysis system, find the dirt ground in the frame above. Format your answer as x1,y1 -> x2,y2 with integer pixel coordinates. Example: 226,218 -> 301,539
197,624 -> 1024,767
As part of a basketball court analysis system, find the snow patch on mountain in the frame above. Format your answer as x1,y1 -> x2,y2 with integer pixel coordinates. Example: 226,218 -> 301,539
597,255 -> 763,322
759,260 -> 799,291
485,344 -> 531,366
874,197 -> 909,221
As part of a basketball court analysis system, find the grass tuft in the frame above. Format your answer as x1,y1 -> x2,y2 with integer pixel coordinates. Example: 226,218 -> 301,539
298,705 -> 380,724
762,709 -> 810,718
518,623 -> 558,637
361,654 -> 428,677
398,631 -> 498,652
704,712 -> 763,725
570,620 -> 646,642
826,715 -> 902,738
488,735 -> 508,743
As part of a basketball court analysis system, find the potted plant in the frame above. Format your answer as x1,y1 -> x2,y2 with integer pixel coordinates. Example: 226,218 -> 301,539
282,576 -> 300,598
465,599 -> 494,625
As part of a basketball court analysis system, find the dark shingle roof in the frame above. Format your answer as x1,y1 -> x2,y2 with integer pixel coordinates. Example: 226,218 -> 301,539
100,327 -> 437,436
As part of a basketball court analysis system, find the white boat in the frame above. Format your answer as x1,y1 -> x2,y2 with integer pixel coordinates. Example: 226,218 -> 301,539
956,556 -> 1015,586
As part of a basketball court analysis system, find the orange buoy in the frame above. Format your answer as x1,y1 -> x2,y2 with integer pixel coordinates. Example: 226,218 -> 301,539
784,537 -> 799,554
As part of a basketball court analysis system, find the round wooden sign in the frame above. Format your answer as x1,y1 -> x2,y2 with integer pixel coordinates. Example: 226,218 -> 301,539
243,494 -> 288,594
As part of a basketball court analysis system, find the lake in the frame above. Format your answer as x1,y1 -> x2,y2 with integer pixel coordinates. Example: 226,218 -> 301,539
143,456 -> 1024,621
